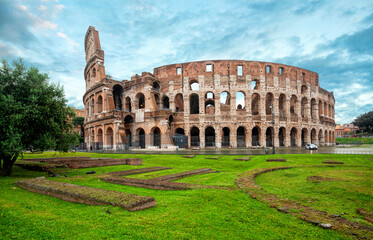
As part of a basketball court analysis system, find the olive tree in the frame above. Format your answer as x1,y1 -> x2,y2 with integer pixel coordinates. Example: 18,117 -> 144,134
0,60 -> 78,176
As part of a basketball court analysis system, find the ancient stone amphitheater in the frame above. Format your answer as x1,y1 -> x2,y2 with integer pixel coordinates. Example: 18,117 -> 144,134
83,26 -> 335,150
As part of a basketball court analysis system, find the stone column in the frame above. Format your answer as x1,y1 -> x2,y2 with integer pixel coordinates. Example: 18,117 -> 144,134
296,128 -> 302,147
285,128 -> 291,147
231,128 -> 237,148
246,93 -> 251,115
215,126 -> 222,148
260,127 -> 266,147
246,127 -> 251,148
200,127 -> 205,148
274,127 -> 279,147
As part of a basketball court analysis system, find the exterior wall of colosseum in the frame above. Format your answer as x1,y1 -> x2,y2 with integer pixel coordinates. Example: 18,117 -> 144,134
83,26 -> 335,150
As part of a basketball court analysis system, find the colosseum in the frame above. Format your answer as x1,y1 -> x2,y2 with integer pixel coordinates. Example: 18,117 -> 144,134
83,26 -> 335,150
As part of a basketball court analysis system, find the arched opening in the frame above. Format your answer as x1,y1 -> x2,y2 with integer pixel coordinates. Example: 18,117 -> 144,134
97,96 -> 103,113
205,100 -> 215,114
174,128 -> 187,148
325,130 -> 328,144
290,128 -> 297,147
311,128 -> 317,144
168,114 -> 174,128
176,128 -> 185,135
329,130 -> 332,144
237,127 -> 246,148
266,127 -> 273,147
97,129 -> 103,148
301,97 -> 308,119
137,128 -> 145,149
318,100 -> 323,118
91,99 -> 95,115
153,81 -> 160,90
236,92 -> 245,110
251,93 -> 260,115
311,98 -> 317,119
205,127 -> 215,147
301,85 -> 307,94
92,68 -> 96,78
106,127 -> 113,149
222,127 -> 230,147
190,93 -> 199,114
301,128 -> 308,146
124,115 -> 134,124
90,129 -> 94,147
265,93 -> 274,115
328,104 -> 331,118
324,102 -> 328,117
154,94 -> 160,110
279,127 -> 285,146
290,95 -> 297,117
125,129 -> 132,147
220,92 -> 231,112
153,127 -> 161,148
205,92 -> 214,99
162,96 -> 170,109
125,97 -> 132,112
136,93 -> 145,109
191,127 -> 200,147
252,126 -> 260,146
251,79 -> 259,90
190,80 -> 199,91
175,93 -> 184,112
113,85 -> 124,110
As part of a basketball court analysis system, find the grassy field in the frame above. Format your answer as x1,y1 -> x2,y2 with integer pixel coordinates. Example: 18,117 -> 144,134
1,152 -> 372,239
336,137 -> 373,144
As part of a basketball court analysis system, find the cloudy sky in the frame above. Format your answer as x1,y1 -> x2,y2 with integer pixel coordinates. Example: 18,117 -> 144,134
1,0 -> 372,124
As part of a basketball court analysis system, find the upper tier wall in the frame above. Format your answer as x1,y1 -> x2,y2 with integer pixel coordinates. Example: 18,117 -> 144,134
153,60 -> 320,90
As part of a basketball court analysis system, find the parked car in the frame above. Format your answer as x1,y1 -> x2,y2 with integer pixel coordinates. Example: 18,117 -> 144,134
305,144 -> 318,150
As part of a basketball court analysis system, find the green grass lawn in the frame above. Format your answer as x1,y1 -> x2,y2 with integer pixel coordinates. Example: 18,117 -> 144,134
1,152 -> 372,239
336,137 -> 373,144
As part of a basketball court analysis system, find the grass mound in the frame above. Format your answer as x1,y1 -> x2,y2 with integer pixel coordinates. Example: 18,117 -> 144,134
16,178 -> 156,211
149,168 -> 213,181
18,157 -> 142,170
236,166 -> 373,239
106,167 -> 172,176
102,167 -> 220,190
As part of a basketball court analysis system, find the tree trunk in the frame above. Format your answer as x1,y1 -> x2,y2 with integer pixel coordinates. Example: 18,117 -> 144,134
1,153 -> 19,176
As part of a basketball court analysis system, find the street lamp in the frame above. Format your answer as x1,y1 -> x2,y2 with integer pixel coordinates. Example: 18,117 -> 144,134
270,104 -> 276,154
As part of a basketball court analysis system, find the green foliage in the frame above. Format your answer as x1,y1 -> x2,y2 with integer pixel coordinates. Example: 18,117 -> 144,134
0,59 -> 77,176
72,117 -> 84,127
353,111 -> 373,132
336,137 -> 373,144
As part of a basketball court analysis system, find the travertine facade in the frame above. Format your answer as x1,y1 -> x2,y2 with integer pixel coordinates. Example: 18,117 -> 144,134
83,26 -> 335,150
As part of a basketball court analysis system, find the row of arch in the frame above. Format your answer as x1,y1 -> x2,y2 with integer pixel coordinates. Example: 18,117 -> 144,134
90,125 -> 335,149
88,89 -> 334,119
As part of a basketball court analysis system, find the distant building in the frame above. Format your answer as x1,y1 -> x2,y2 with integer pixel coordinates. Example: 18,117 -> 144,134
335,123 -> 359,137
